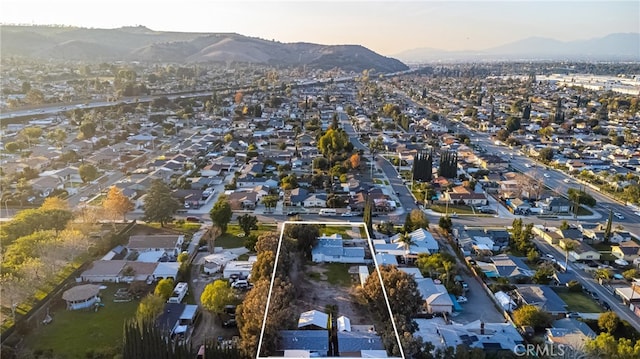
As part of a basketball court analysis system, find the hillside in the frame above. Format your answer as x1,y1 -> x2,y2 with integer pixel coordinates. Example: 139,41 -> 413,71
0,25 -> 408,73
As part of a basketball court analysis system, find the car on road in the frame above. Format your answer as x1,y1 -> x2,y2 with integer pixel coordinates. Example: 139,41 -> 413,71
341,212 -> 357,217
613,212 -> 625,220
456,296 -> 468,303
79,196 -> 88,202
563,178 -> 571,183
543,173 -> 550,178
287,211 -> 300,216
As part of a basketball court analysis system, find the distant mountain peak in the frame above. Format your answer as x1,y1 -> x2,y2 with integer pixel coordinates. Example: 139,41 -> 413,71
395,33 -> 640,62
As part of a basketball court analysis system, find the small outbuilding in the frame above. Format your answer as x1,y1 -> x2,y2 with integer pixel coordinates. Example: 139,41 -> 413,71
62,284 -> 102,310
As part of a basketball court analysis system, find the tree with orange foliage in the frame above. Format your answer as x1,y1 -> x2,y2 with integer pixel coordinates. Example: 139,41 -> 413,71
349,153 -> 361,169
103,186 -> 134,222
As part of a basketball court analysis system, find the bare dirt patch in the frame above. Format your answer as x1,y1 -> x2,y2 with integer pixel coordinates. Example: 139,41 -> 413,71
291,262 -> 372,326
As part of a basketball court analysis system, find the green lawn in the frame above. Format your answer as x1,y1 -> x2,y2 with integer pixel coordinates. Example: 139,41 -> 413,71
428,204 -> 476,215
214,224 -> 277,249
23,285 -> 139,358
552,288 -> 602,313
318,225 -> 353,239
324,263 -> 352,287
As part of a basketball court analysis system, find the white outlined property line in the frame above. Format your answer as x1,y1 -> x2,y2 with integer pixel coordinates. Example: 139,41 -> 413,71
256,220 -> 405,359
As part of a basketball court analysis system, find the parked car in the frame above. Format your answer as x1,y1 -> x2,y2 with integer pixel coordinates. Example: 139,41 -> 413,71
457,296 -> 468,303
341,212 -> 357,217
287,211 -> 300,216
231,280 -> 251,290
186,216 -> 202,223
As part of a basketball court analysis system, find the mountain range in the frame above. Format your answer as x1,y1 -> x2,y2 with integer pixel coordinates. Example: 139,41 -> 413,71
0,25 -> 408,73
395,33 -> 640,63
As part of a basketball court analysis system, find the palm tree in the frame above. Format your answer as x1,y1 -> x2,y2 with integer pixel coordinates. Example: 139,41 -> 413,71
594,269 -> 612,284
561,240 -> 578,272
397,232 -> 416,264
441,261 -> 455,285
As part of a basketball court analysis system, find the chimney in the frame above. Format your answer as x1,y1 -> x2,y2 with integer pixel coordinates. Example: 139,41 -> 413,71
481,321 -> 485,335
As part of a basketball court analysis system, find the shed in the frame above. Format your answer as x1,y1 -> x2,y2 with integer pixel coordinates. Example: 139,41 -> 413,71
298,310 -> 329,330
337,315 -> 351,332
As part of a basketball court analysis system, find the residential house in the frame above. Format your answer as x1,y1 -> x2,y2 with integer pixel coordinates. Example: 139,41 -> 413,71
442,186 -> 487,206
30,175 -> 63,197
537,197 -> 571,213
514,285 -> 568,316
285,188 -> 309,206
415,318 -> 524,354
222,257 -> 257,278
416,278 -> 453,314
311,234 -> 367,264
227,191 -> 258,210
487,254 -> 534,282
127,235 -> 184,257
612,241 -> 640,262
377,228 -> 440,259
569,242 -> 601,262
477,154 -> 510,171
533,226 -> 563,245
546,318 -> 596,351
278,331 -> 329,357
303,193 -> 328,208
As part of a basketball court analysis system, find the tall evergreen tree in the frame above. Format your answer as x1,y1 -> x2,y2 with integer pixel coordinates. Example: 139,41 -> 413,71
604,209 -> 613,244
412,149 -> 433,182
363,196 -> 374,238
142,179 -> 180,227
438,151 -> 458,179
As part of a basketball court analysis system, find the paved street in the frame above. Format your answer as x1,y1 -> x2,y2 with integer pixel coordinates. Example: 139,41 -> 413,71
535,238 -> 640,333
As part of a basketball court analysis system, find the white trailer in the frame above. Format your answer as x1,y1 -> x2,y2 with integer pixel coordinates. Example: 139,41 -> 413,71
167,282 -> 188,303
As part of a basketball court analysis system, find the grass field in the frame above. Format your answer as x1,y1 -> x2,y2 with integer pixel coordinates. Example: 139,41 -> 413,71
317,225 -> 353,239
23,285 -> 139,358
325,263 -> 352,287
428,204 -> 476,215
552,287 -> 602,313
214,224 -> 277,249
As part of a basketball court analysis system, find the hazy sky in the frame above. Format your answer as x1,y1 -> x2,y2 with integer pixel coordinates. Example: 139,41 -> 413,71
1,0 -> 638,55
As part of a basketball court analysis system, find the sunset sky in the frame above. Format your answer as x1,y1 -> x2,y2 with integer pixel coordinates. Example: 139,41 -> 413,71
1,0 -> 638,55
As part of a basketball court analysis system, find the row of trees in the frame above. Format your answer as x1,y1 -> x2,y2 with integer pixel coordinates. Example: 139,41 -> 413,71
236,232 -> 296,357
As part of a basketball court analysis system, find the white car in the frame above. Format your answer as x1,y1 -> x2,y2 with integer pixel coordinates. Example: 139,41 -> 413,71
563,178 -> 571,183
457,296 -> 468,303
341,212 -> 357,217
543,173 -> 550,178
613,213 -> 625,220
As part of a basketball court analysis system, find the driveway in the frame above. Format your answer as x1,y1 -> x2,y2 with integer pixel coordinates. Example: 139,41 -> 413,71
430,226 -> 505,324
189,251 -> 239,347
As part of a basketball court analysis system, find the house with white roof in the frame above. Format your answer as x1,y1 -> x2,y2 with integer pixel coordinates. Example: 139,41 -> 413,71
378,228 -> 439,259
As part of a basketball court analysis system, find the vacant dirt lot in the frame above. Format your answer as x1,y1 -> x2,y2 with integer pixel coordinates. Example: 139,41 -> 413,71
291,262 -> 372,327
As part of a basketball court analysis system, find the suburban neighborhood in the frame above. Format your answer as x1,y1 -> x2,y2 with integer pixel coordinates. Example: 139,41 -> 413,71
1,20 -> 640,359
